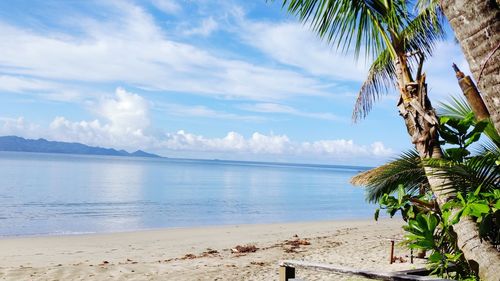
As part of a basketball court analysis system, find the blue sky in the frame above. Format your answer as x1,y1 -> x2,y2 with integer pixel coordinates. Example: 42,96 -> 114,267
0,0 -> 471,165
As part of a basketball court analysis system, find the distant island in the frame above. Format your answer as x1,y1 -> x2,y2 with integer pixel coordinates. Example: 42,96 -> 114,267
0,136 -> 162,158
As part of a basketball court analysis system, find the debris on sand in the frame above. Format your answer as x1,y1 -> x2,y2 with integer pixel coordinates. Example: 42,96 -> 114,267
282,237 -> 311,253
181,253 -> 197,260
201,248 -> 219,257
285,239 -> 311,247
231,245 -> 258,254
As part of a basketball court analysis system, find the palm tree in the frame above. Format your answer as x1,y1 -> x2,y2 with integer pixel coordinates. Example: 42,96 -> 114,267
438,0 -> 500,134
276,1 -> 500,279
351,98 -> 499,277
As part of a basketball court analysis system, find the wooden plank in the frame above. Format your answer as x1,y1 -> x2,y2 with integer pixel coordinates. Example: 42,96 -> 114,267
279,260 -> 451,281
279,265 -> 295,281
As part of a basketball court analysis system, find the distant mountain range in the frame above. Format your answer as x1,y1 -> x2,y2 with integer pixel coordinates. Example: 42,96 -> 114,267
0,136 -> 162,158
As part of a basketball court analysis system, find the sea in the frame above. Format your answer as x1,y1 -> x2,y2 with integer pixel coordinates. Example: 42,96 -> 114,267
0,151 -> 375,237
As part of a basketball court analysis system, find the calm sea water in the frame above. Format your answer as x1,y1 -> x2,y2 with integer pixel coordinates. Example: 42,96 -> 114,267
0,152 -> 374,237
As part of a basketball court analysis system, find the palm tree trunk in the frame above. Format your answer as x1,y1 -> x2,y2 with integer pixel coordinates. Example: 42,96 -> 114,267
440,0 -> 500,134
394,55 -> 500,281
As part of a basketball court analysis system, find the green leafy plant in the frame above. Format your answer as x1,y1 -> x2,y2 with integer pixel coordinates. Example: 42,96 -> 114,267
375,188 -> 477,279
442,187 -> 500,246
363,99 -> 498,279
438,112 -> 488,162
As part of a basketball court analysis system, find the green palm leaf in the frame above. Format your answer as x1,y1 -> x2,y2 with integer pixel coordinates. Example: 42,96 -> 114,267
425,151 -> 500,194
352,48 -> 394,121
275,1 -> 445,120
351,149 -> 429,202
438,96 -> 472,120
350,4 -> 444,121
276,0 -> 408,59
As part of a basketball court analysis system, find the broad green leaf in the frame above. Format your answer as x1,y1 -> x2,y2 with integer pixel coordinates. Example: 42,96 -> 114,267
469,203 -> 490,217
439,129 -> 460,145
457,192 -> 465,205
462,206 -> 471,217
473,186 -> 482,196
439,116 -> 450,125
397,184 -> 405,204
451,209 -> 464,224
428,251 -> 442,263
465,132 -> 482,147
445,147 -> 470,161
465,120 -> 488,139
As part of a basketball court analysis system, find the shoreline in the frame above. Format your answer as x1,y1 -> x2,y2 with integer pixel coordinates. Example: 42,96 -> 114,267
0,217 -> 376,240
0,218 -> 425,280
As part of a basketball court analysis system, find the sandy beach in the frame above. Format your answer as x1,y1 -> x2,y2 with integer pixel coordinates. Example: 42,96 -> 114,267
0,218 -> 426,280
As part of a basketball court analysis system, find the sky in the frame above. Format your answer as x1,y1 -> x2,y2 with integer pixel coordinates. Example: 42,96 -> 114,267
0,0 -> 472,166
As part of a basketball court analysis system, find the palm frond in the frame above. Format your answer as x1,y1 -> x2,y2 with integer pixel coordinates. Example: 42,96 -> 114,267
474,140 -> 500,155
351,150 -> 429,203
351,7 -> 444,121
276,0 -> 407,59
275,1 -> 444,120
484,122 -> 500,147
352,49 -> 395,121
415,0 -> 443,25
425,152 -> 500,194
398,5 -> 445,57
438,96 -> 472,119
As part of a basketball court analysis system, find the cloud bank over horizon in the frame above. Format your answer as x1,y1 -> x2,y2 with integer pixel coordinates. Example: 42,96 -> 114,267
0,88 -> 393,165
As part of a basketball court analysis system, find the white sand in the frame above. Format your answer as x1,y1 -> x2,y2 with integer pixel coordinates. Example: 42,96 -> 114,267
0,219 -> 425,280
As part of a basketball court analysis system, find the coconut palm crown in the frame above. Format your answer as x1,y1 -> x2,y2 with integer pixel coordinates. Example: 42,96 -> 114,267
276,0 -> 444,121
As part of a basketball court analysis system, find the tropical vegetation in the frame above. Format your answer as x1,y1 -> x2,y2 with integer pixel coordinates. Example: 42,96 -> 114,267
275,0 -> 500,279
353,98 -> 499,279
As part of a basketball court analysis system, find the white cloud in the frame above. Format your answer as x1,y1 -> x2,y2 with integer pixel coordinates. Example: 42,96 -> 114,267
158,130 -> 393,161
0,75 -> 104,102
0,75 -> 58,93
239,18 -> 471,109
240,102 -> 344,121
155,102 -> 264,121
96,87 -> 151,134
0,117 -> 40,138
241,21 -> 368,82
151,0 -> 182,14
0,113 -> 394,162
45,88 -> 154,149
0,2 -> 328,102
160,130 -> 291,154
184,17 -> 219,37
371,141 -> 394,156
0,114 -> 393,161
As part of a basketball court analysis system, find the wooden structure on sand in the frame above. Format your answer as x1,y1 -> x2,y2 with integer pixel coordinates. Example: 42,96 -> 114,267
279,260 -> 451,281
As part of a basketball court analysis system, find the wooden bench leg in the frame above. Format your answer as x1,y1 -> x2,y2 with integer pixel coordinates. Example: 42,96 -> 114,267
279,265 -> 295,281
389,240 -> 395,264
